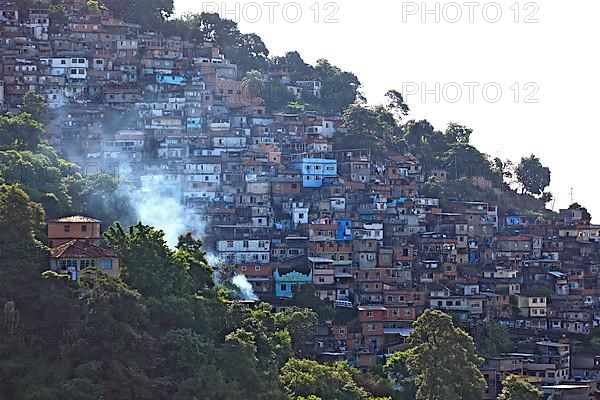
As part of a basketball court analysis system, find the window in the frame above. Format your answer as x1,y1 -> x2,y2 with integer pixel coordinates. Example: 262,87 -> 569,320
60,259 -> 77,270
241,266 -> 247,271
64,225 -> 71,232
255,266 -> 260,271
280,284 -> 287,292
99,259 -> 113,270
367,324 -> 375,331
81,225 -> 87,232
367,311 -> 373,318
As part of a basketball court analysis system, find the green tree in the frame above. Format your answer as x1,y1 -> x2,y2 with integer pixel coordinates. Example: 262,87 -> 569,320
270,51 -> 313,82
540,192 -> 554,205
0,112 -> 44,151
0,149 -> 74,218
515,154 -> 551,196
473,322 -> 514,358
387,310 -> 486,400
0,184 -> 49,322
72,268 -> 156,400
290,284 -> 334,322
261,80 -> 296,112
493,157 -> 514,183
497,375 -> 543,400
446,122 -> 473,144
404,119 -> 435,149
442,143 -> 493,180
188,13 -> 270,75
104,223 -> 198,298
21,91 -> 48,121
385,89 -> 410,119
86,0 -> 105,14
384,348 -> 417,400
275,307 -> 318,356
338,103 -> 402,155
314,58 -> 361,113
101,0 -> 173,29
173,233 -> 214,290
280,359 -> 389,400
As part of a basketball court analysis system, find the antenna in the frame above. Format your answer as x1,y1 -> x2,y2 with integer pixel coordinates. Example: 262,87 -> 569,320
570,187 -> 574,205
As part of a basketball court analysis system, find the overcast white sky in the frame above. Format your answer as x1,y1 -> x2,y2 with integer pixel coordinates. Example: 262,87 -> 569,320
176,0 -> 600,219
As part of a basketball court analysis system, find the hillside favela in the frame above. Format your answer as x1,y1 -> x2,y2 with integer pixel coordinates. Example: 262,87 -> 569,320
0,1 -> 598,399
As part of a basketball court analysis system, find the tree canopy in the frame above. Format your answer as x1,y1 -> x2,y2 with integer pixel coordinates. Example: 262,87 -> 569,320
385,310 -> 486,400
497,375 -> 543,400
515,154 -> 551,196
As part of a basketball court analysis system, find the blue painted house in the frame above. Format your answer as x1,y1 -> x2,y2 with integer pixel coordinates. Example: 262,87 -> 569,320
273,268 -> 313,298
336,220 -> 352,241
156,75 -> 186,85
186,117 -> 202,130
293,158 -> 337,188
506,216 -> 523,226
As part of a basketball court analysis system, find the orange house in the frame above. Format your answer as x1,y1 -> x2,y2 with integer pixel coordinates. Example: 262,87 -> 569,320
48,216 -> 101,248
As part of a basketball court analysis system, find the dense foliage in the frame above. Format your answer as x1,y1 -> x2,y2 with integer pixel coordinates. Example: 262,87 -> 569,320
385,310 -> 486,400
497,375 -> 543,400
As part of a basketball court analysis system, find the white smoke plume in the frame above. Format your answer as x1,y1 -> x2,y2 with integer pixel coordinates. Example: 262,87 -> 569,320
206,253 -> 222,267
232,275 -> 258,300
129,188 -> 186,247
120,177 -> 205,248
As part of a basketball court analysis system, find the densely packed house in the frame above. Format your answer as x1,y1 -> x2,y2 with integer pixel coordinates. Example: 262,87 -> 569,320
4,1 -> 600,397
